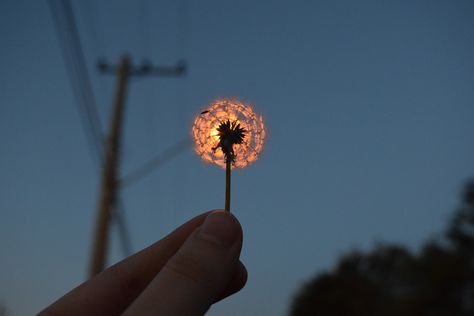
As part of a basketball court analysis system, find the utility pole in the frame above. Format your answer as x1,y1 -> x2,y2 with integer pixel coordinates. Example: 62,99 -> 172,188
88,55 -> 186,278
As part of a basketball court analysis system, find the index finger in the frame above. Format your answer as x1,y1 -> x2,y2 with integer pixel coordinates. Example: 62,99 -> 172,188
39,211 -> 211,316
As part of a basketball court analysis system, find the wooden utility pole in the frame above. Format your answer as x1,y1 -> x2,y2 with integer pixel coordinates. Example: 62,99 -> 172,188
89,56 -> 129,277
88,56 -> 186,278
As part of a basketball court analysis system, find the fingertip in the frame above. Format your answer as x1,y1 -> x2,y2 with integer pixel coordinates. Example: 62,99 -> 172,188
122,210 -> 246,316
198,210 -> 243,247
207,209 -> 243,235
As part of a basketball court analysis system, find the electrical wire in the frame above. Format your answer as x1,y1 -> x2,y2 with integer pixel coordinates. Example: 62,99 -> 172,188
49,0 -> 133,258
113,199 -> 133,256
139,0 -> 152,59
49,0 -> 190,260
177,0 -> 189,60
120,137 -> 191,188
48,0 -> 103,163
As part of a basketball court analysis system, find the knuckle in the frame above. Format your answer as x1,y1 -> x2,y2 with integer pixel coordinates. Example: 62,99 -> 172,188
165,249 -> 215,287
108,262 -> 144,295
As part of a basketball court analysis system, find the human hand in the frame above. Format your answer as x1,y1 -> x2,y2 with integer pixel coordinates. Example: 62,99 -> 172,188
39,210 -> 246,316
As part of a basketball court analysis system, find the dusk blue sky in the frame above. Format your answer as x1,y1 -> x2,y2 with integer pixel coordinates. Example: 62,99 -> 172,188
1,1 -> 474,315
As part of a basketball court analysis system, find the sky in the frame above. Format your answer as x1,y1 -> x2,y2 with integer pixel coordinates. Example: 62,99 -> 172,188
1,0 -> 474,315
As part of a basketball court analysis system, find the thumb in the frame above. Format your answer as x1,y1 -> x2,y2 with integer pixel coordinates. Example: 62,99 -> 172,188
123,211 -> 244,316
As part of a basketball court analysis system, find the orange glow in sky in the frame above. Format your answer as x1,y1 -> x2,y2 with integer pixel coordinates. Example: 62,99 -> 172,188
192,98 -> 266,169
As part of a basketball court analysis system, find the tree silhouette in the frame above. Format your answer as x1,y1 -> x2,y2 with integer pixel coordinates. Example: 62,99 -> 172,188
0,303 -> 7,316
290,180 -> 474,316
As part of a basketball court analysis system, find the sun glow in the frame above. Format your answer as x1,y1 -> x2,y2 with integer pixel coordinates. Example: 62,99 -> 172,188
192,98 -> 266,168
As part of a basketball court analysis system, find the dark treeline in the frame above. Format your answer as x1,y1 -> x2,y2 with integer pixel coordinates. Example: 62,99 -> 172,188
290,180 -> 474,316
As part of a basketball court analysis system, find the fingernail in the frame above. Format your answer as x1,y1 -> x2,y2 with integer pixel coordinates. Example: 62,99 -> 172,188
197,211 -> 239,247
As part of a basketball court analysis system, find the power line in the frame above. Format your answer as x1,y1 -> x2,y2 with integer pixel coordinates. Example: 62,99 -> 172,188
80,1 -> 133,260
113,199 -> 133,257
139,0 -> 152,58
49,0 -> 134,259
50,0 -> 189,270
120,137 -> 191,188
48,0 -> 104,163
178,0 -> 190,60
82,0 -> 113,104
90,57 -> 186,276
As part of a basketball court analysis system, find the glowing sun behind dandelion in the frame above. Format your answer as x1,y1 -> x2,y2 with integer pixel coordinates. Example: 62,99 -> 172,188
192,98 -> 266,212
192,98 -> 266,169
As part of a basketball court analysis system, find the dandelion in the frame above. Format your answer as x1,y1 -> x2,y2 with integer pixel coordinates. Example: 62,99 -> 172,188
192,98 -> 265,211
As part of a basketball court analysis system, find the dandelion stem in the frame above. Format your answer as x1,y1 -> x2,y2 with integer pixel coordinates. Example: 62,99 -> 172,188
225,159 -> 231,212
